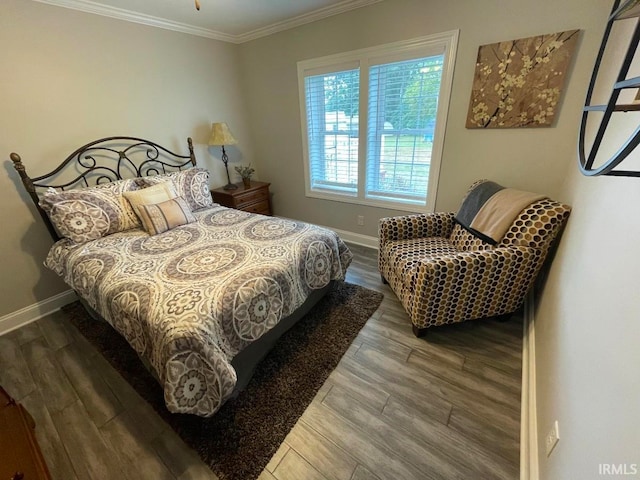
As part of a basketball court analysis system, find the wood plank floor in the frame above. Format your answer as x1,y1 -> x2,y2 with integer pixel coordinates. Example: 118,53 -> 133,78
0,243 -> 522,479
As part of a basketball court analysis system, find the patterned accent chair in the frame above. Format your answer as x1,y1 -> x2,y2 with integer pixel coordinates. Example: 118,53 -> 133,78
378,180 -> 571,336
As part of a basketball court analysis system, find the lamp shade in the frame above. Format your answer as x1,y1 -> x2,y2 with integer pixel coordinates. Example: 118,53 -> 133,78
208,122 -> 237,146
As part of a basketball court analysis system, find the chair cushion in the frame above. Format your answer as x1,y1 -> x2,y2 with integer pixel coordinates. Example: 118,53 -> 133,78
449,224 -> 495,252
381,236 -> 459,290
499,198 -> 570,250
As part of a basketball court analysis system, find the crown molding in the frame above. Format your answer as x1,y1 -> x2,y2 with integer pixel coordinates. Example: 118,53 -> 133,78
32,0 -> 237,43
234,0 -> 385,43
32,0 -> 384,44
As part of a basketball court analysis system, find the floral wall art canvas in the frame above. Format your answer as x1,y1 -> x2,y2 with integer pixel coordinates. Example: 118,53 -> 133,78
466,30 -> 580,128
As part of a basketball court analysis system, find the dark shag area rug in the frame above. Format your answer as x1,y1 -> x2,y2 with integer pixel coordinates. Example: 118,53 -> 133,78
62,281 -> 383,480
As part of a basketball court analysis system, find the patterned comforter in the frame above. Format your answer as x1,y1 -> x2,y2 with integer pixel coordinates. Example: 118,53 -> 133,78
45,205 -> 352,416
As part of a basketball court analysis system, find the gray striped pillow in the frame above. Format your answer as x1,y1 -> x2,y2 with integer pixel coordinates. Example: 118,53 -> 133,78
137,197 -> 195,235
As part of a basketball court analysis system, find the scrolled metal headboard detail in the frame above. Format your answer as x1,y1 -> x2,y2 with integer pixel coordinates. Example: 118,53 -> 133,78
10,136 -> 196,241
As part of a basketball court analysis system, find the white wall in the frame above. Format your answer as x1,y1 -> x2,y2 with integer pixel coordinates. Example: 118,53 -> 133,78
237,0 -> 612,237
0,0 -> 253,317
535,172 -> 640,479
534,12 -> 640,479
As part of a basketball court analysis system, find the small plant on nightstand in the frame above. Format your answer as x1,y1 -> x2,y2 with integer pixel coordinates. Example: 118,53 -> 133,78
235,164 -> 255,187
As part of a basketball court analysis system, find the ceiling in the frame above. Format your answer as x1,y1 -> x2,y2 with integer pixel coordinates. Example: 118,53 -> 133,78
34,0 -> 384,43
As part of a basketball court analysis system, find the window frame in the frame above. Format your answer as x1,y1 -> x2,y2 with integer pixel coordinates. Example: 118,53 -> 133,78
297,30 -> 459,212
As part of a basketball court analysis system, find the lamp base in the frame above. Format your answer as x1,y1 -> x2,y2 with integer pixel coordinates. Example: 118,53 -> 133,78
223,183 -> 238,190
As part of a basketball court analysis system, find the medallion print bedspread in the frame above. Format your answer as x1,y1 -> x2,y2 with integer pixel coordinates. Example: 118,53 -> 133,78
45,206 -> 353,416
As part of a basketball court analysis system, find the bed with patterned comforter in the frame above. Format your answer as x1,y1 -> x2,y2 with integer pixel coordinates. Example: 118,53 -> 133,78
44,205 -> 352,417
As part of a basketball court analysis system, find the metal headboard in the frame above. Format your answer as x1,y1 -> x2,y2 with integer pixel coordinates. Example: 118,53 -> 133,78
10,136 -> 196,241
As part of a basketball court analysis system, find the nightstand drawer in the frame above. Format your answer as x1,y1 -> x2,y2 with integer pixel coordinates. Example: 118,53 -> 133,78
243,200 -> 270,215
210,181 -> 272,216
234,188 -> 268,209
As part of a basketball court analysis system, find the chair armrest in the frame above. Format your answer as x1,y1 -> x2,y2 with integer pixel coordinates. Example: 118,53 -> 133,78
417,245 -> 541,280
410,245 -> 543,327
379,212 -> 455,245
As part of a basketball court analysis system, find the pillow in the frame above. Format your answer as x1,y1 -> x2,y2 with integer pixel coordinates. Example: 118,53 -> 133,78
137,197 -> 196,235
40,178 -> 140,244
137,168 -> 213,211
123,181 -> 178,216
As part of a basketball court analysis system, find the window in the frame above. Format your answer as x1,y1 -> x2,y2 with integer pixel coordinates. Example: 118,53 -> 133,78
298,31 -> 458,211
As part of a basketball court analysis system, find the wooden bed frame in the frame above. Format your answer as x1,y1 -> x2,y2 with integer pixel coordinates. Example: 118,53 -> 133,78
10,136 -> 332,402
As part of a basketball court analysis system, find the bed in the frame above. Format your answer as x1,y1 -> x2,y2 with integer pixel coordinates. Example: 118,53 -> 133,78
10,136 -> 352,417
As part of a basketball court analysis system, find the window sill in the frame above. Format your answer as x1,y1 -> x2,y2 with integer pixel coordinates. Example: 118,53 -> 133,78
305,190 -> 430,213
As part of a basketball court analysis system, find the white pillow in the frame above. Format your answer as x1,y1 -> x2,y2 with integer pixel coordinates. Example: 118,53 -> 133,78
123,181 -> 178,216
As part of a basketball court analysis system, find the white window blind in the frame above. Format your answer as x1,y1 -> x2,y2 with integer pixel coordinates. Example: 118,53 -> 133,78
298,31 -> 458,212
366,55 -> 444,203
304,69 -> 360,195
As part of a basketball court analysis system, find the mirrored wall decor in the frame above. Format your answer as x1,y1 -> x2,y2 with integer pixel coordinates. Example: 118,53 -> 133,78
579,0 -> 640,176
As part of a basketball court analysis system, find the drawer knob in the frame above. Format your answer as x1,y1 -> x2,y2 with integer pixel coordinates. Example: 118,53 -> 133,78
12,472 -> 25,480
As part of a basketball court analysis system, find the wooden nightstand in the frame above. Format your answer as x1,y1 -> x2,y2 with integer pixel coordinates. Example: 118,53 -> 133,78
211,181 -> 272,215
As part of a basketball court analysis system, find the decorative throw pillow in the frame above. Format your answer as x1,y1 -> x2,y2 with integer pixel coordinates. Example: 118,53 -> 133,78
123,181 -> 178,216
137,197 -> 196,235
40,178 -> 141,244
137,168 -> 213,212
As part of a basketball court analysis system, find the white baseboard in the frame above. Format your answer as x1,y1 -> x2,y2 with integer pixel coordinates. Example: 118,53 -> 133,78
323,226 -> 379,249
0,290 -> 77,336
520,291 -> 539,480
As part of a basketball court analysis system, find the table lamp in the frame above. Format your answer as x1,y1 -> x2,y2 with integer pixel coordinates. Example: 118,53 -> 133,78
208,122 -> 238,190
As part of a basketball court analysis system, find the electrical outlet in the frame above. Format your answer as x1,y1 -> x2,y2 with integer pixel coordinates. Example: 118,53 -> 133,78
357,215 -> 364,226
545,420 -> 560,457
